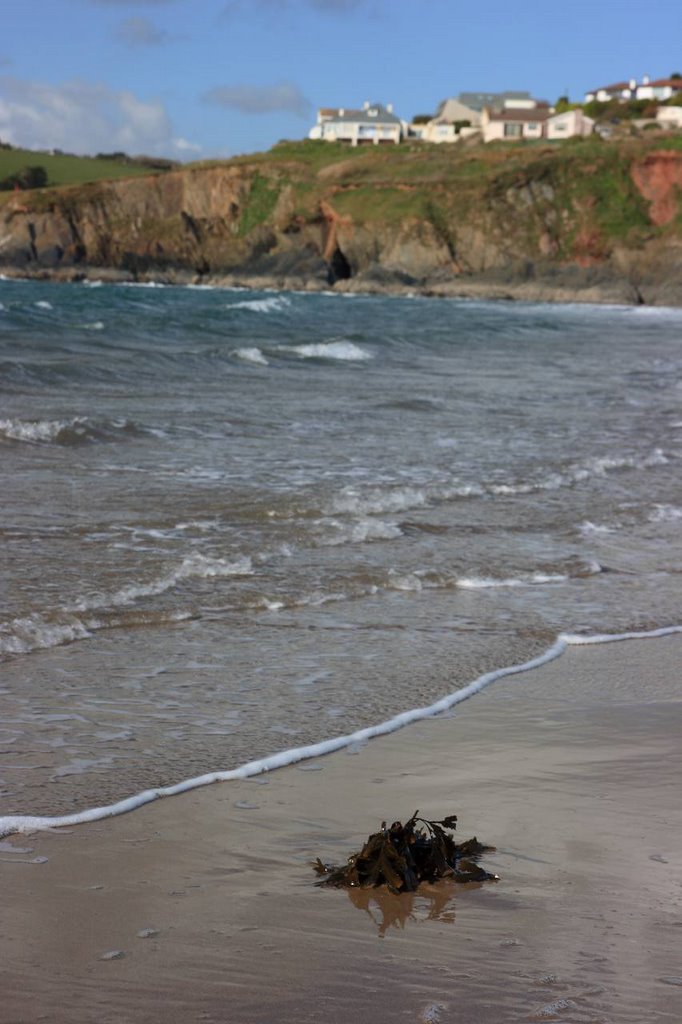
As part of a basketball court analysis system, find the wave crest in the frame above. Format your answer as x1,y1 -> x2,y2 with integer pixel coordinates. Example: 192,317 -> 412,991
0,417 -> 144,446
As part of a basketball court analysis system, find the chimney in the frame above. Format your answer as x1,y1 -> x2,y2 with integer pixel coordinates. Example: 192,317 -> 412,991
363,101 -> 370,110
339,108 -> 345,117
387,103 -> 393,113
642,74 -> 650,85
629,78 -> 637,90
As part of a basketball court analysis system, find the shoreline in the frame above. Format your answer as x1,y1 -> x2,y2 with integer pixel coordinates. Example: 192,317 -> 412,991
2,262 -> 681,309
2,626 -> 680,841
2,633 -> 682,1022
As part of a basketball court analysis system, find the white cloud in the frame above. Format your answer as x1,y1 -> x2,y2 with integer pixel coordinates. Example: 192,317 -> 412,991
173,136 -> 202,153
0,77 -> 200,158
113,16 -> 170,46
204,81 -> 311,118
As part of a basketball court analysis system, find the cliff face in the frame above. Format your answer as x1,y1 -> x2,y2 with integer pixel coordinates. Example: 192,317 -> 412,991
1,141 -> 681,305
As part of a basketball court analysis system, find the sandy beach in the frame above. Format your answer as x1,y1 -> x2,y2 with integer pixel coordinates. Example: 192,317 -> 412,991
2,635 -> 681,1024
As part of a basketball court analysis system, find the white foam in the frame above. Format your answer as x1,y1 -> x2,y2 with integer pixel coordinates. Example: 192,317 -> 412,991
457,572 -> 567,589
0,415 -> 137,444
0,416 -> 88,444
0,617 -> 95,655
229,296 -> 290,313
2,625 -> 680,838
83,279 -> 103,288
579,520 -> 616,536
649,504 -> 682,523
234,347 -> 269,365
316,518 -> 402,546
386,571 -> 423,592
120,281 -> 166,289
72,554 -> 253,613
0,609 -> 192,657
82,321 -> 105,331
278,340 -> 371,362
329,486 -> 427,516
35,300 -> 53,310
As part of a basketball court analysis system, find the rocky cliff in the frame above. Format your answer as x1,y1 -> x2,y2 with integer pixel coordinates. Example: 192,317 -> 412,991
1,138 -> 681,305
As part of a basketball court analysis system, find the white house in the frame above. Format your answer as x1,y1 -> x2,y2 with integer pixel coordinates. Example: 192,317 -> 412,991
309,102 -> 403,146
656,105 -> 682,128
584,80 -> 636,103
546,109 -> 595,140
636,77 -> 682,101
585,75 -> 682,104
481,105 -> 551,142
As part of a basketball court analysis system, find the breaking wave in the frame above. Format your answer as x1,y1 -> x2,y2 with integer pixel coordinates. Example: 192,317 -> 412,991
229,296 -> 291,313
322,449 -> 671,519
277,340 -> 372,362
649,504 -> 682,523
314,517 -> 403,546
234,347 -> 269,366
0,416 -> 146,446
0,555 -> 253,658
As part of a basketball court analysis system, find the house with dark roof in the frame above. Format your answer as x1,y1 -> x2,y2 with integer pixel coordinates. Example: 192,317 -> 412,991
309,102 -> 403,146
584,81 -> 635,103
480,104 -> 551,142
585,75 -> 682,104
457,90 -> 534,113
636,76 -> 682,101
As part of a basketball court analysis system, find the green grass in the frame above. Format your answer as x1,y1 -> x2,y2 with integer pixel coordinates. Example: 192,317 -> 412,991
0,148 -> 162,187
238,173 -> 281,236
331,185 -> 427,223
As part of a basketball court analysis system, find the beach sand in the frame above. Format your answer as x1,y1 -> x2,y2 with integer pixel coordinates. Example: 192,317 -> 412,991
2,636 -> 681,1024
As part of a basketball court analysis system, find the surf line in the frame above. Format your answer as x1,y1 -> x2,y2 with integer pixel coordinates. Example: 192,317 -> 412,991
1,625 -> 680,839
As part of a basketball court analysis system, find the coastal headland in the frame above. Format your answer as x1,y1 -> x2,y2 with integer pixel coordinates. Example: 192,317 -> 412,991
2,137 -> 682,307
2,634 -> 681,1023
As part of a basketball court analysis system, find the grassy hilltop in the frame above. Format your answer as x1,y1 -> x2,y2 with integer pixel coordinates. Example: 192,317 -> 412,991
0,146 -> 172,188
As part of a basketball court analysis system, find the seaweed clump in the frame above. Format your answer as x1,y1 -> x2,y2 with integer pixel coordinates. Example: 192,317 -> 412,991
313,810 -> 497,892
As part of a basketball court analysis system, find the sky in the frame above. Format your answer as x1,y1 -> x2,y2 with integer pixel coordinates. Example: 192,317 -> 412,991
0,0 -> 680,160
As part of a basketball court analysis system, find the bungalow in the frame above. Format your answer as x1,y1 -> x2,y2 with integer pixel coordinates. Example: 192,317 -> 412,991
585,75 -> 682,104
546,108 -> 595,140
636,77 -> 682,102
481,105 -> 551,142
656,105 -> 682,129
457,90 -> 534,113
412,98 -> 481,143
584,80 -> 636,103
309,102 -> 403,146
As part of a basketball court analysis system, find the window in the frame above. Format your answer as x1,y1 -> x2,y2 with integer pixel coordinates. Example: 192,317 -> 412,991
504,123 -> 522,137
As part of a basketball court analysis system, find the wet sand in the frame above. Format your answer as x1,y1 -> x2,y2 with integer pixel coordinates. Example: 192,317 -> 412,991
2,636 -> 682,1024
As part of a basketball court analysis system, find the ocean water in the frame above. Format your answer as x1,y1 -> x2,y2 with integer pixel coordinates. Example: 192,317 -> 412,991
1,278 -> 681,828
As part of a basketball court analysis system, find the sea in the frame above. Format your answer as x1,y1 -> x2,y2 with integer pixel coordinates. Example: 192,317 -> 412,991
1,277 -> 681,831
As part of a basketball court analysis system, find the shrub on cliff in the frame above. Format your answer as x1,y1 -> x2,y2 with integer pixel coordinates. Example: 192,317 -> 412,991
0,165 -> 48,191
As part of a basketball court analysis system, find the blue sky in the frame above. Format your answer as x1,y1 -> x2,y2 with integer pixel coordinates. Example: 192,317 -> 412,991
0,0 -> 680,159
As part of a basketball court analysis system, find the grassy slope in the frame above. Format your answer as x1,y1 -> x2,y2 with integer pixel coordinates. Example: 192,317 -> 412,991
202,136 -> 682,251
0,148 -> 160,187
